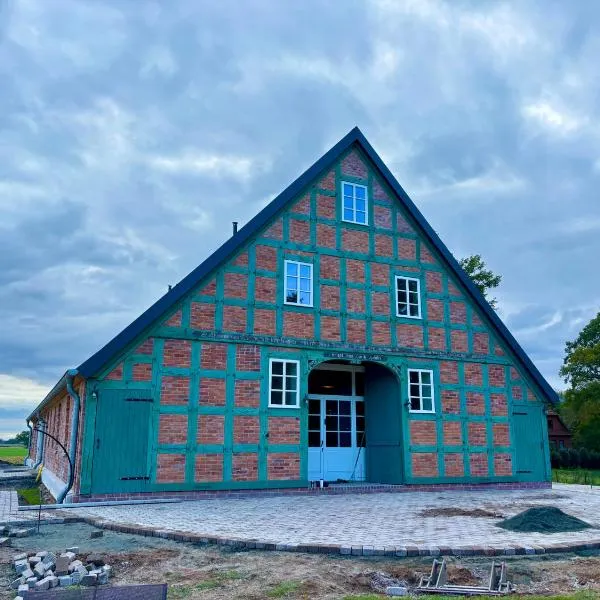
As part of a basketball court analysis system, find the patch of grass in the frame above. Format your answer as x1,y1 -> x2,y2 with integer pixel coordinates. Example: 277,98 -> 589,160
166,569 -> 246,598
553,468 -> 600,486
17,487 -> 41,505
0,445 -> 27,464
268,580 -> 302,598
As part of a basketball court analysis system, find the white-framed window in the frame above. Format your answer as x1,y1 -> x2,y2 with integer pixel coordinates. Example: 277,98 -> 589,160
408,369 -> 435,413
284,260 -> 313,307
341,181 -> 368,225
269,359 -> 300,407
395,276 -> 421,319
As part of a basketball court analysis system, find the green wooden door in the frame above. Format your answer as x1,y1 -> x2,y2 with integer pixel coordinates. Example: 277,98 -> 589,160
91,389 -> 153,494
364,363 -> 404,484
512,403 -> 548,481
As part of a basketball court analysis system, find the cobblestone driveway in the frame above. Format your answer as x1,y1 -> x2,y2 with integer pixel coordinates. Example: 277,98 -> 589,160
64,484 -> 600,551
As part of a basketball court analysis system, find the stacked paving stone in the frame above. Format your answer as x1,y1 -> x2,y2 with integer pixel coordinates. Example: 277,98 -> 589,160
10,546 -> 112,599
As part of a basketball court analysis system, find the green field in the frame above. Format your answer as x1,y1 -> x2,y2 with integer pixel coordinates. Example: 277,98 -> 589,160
553,468 -> 600,486
0,444 -> 27,465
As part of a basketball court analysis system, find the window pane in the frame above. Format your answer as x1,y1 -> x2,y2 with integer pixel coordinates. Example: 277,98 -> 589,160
326,431 -> 338,447
326,416 -> 338,433
398,290 -> 407,303
299,291 -> 311,305
355,186 -> 365,199
408,279 -> 418,292
339,401 -> 351,415
398,304 -> 408,316
308,431 -> 321,447
356,415 -> 365,430
286,276 -> 297,292
343,183 -> 353,196
344,196 -> 354,209
339,432 -> 351,447
271,391 -> 283,405
410,384 -> 420,398
309,370 -> 353,396
309,399 -> 320,414
421,371 -> 431,385
409,371 -> 419,384
300,277 -> 311,291
422,384 -> 432,398
286,291 -> 298,303
408,291 -> 419,305
300,264 -> 311,278
339,416 -> 351,431
355,401 -> 365,416
272,361 -> 283,375
397,278 -> 407,291
309,415 -> 320,430
355,198 -> 366,212
271,375 -> 283,390
286,362 -> 297,376
421,397 -> 433,412
356,211 -> 367,223
286,262 -> 298,276
410,396 -> 421,411
343,208 -> 354,221
285,391 -> 297,406
409,304 -> 419,317
326,400 -> 337,415
286,376 -> 297,391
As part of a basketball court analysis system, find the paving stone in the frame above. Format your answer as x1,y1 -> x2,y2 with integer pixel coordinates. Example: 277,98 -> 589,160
0,536 -> 9,547
36,551 -> 48,559
81,573 -> 98,586
35,577 -> 52,591
58,575 -> 73,586
18,584 -> 29,593
29,556 -> 41,566
33,484 -> 600,556
26,577 -> 37,588
386,586 -> 408,596
13,553 -> 27,562
14,559 -> 29,574
68,560 -> 83,572
48,575 -> 59,588
21,568 -> 34,579
97,570 -> 109,585
55,555 -> 70,575
61,551 -> 76,562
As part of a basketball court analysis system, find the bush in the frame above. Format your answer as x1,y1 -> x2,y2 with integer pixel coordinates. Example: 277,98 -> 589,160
551,446 -> 600,470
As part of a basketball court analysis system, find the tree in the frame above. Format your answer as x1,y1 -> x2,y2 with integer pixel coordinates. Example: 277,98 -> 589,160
459,254 -> 502,310
14,430 -> 30,447
559,312 -> 600,451
560,312 -> 600,390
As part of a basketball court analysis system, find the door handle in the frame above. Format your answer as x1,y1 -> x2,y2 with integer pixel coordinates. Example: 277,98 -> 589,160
95,438 -> 100,450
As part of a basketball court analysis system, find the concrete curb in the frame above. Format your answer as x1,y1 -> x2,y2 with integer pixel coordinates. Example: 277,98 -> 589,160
73,516 -> 600,558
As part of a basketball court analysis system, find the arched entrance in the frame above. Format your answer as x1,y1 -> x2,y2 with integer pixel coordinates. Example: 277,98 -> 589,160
307,360 -> 403,484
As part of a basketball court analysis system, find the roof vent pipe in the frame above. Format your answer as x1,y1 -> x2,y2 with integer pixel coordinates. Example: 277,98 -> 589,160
232,221 -> 238,235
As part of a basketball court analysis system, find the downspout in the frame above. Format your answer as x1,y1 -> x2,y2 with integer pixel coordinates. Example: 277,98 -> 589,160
56,369 -> 81,504
25,420 -> 33,465
32,418 -> 46,469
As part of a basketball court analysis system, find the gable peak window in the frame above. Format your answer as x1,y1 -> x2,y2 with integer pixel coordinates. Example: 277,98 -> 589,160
284,260 -> 313,307
269,359 -> 300,407
396,275 -> 421,319
408,369 -> 435,413
341,181 -> 368,225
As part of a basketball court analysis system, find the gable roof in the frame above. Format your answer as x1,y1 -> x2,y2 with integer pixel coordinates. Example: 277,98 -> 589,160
75,126 -> 558,404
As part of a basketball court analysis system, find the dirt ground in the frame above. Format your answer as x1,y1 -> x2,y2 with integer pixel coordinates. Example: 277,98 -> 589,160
1,523 -> 600,599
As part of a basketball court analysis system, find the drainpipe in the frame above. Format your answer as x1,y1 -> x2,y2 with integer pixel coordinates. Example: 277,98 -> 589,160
25,420 -> 33,466
56,369 -> 81,504
32,418 -> 46,469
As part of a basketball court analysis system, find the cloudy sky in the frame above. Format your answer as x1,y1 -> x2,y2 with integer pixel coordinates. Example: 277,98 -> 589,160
1,0 -> 599,438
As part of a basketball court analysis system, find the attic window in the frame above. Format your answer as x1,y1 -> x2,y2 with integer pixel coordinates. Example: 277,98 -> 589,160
341,181 -> 368,225
284,260 -> 313,307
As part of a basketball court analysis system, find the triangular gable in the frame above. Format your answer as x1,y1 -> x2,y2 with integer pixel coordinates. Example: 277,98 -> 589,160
77,127 -> 558,405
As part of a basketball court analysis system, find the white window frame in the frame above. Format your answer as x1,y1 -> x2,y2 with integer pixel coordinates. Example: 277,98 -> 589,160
284,260 -> 313,307
395,275 -> 422,319
407,368 -> 435,414
268,358 -> 300,408
341,181 -> 369,226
